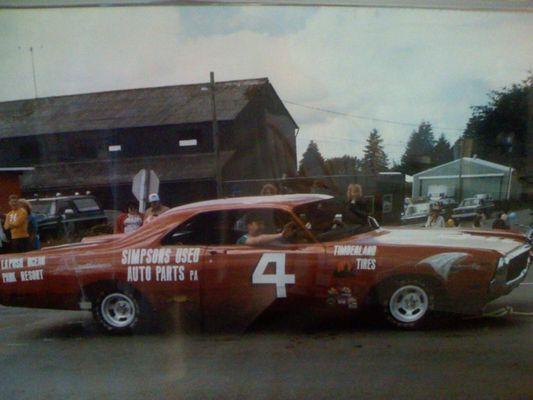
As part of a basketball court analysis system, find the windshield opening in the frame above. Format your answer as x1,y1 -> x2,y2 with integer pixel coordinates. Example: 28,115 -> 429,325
29,201 -> 53,215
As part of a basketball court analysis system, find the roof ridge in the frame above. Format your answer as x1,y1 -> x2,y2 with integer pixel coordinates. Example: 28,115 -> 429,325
0,77 -> 270,105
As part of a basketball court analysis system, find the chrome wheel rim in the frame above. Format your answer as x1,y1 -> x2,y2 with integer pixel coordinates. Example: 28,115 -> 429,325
389,285 -> 429,323
100,293 -> 136,328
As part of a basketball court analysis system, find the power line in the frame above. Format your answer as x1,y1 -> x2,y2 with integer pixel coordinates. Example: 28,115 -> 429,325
296,135 -> 407,147
284,99 -> 464,132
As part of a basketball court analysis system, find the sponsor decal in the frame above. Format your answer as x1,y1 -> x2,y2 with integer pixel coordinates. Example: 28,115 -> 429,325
326,286 -> 358,309
122,248 -> 200,283
334,258 -> 376,277
334,245 -> 377,257
0,256 -> 46,284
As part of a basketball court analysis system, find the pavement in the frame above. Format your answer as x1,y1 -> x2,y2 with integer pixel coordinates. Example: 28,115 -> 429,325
0,270 -> 531,400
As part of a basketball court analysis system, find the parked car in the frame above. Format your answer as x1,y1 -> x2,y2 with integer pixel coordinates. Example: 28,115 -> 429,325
452,197 -> 495,223
29,195 -> 108,243
474,193 -> 495,202
1,194 -> 530,332
434,197 -> 458,209
401,202 -> 431,225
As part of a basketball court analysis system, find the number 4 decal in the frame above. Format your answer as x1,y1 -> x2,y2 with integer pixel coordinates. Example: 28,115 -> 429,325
252,253 -> 295,298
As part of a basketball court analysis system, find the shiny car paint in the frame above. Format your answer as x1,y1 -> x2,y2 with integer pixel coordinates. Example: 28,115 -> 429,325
0,194 -> 530,330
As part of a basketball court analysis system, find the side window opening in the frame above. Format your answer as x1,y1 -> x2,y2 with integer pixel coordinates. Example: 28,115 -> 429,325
161,208 -> 307,246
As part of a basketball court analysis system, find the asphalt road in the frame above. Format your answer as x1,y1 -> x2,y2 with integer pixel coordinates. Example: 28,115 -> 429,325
0,271 -> 531,400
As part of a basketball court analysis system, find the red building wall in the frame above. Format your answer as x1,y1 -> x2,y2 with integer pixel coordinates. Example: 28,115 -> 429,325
0,172 -> 22,213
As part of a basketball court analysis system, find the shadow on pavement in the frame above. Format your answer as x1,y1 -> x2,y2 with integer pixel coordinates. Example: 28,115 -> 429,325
25,303 -> 530,341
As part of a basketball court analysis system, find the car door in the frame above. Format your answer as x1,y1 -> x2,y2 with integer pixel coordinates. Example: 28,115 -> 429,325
201,208 -> 325,331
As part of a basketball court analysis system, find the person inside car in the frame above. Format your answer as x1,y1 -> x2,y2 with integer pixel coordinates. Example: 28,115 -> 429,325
343,183 -> 369,226
260,183 -> 278,196
236,211 -> 296,246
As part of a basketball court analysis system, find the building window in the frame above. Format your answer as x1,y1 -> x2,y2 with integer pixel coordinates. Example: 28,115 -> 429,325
179,139 -> 198,147
18,140 -> 40,161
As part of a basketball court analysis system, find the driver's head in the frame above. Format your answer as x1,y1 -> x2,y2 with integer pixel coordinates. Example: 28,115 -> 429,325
244,212 -> 265,236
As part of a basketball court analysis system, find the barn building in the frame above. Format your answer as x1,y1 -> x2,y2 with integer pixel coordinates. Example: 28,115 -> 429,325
412,157 -> 520,201
0,167 -> 34,213
0,78 -> 298,210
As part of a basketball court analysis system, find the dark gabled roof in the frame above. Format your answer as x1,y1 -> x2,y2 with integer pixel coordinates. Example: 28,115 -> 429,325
0,78 -> 272,139
20,151 -> 235,190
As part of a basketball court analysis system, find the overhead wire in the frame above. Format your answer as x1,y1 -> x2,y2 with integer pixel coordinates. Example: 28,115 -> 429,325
284,99 -> 464,133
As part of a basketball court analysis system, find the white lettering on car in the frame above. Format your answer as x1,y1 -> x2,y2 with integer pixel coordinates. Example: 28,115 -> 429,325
122,248 -> 199,265
333,245 -> 377,257
252,253 -> 295,298
19,269 -> 44,282
355,258 -> 376,270
126,266 -> 199,283
2,272 -> 17,283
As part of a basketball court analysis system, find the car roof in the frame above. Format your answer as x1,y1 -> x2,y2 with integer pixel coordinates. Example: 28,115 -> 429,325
168,193 -> 333,214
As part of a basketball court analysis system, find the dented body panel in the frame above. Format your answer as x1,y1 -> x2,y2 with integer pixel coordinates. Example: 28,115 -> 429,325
0,194 -> 530,329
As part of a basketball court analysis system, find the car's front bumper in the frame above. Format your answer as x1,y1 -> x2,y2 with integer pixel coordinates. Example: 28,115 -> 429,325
488,244 -> 531,300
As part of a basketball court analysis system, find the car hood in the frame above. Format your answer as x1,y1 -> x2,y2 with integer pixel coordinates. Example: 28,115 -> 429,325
372,228 -> 525,255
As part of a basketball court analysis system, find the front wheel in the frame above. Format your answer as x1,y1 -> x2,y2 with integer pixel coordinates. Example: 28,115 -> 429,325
381,279 -> 434,329
93,289 -> 142,333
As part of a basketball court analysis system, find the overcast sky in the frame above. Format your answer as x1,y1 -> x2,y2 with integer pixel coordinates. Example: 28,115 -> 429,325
0,6 -> 531,163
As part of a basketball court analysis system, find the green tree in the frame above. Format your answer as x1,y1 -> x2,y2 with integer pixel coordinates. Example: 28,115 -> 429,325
399,121 -> 436,175
463,75 -> 531,173
361,129 -> 389,174
298,140 -> 327,176
432,134 -> 453,166
325,155 -> 361,175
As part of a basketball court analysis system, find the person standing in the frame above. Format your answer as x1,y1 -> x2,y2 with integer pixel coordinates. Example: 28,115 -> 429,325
116,201 -> 144,234
0,213 -> 9,254
492,212 -> 510,230
3,195 -> 30,253
144,193 -> 169,224
19,199 -> 40,250
425,205 -> 445,229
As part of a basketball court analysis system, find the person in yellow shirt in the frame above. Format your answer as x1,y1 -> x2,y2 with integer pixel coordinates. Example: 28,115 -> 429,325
3,195 -> 30,253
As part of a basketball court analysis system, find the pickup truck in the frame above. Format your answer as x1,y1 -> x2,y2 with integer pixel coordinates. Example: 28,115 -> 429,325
29,195 -> 108,243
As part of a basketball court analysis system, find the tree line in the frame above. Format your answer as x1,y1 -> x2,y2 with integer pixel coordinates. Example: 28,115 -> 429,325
298,74 -> 531,177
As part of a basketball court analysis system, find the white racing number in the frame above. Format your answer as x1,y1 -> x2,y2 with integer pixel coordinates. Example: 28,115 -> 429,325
252,253 -> 295,298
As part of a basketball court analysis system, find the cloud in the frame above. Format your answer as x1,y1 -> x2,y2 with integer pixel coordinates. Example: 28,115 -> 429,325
0,6 -> 531,164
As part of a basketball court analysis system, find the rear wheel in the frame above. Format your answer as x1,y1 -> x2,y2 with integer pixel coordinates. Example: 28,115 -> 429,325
381,279 -> 434,329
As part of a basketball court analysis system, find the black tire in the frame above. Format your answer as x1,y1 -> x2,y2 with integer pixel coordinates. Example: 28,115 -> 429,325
379,278 -> 435,329
92,286 -> 148,333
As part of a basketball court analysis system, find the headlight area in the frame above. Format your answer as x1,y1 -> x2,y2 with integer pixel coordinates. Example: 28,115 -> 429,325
489,245 -> 531,300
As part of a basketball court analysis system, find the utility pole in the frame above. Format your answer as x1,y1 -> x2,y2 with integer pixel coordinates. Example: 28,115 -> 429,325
210,71 -> 222,198
458,140 -> 463,202
30,47 -> 39,98
19,46 -> 40,98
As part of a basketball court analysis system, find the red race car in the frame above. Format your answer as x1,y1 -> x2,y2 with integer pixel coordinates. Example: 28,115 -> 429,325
0,194 -> 530,332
